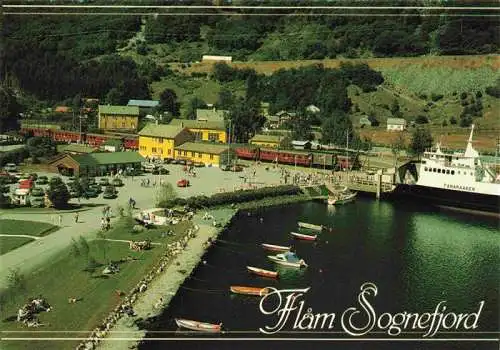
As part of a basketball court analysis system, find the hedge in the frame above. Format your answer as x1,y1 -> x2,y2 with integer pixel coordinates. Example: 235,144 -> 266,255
157,185 -> 302,209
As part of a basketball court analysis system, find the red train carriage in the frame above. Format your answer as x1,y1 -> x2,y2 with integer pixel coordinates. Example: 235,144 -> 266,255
20,128 -> 52,138
235,146 -> 259,160
86,133 -> 108,147
52,130 -> 81,143
336,155 -> 360,170
259,148 -> 312,166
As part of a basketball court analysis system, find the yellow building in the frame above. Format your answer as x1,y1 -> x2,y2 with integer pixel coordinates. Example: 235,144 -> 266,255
138,124 -> 193,160
98,105 -> 140,131
249,134 -> 283,149
169,119 -> 227,143
174,142 -> 235,167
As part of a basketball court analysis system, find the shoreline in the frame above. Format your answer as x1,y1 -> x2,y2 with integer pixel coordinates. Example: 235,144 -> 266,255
96,208 -> 237,350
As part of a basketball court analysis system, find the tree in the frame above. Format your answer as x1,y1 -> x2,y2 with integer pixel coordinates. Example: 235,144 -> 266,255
158,88 -> 180,116
155,183 -> 178,207
26,137 -> 56,159
186,97 -> 207,120
216,89 -> 234,110
391,99 -> 403,117
0,85 -> 22,132
106,87 -> 125,105
409,127 -> 433,158
47,177 -> 70,209
227,98 -> 266,143
391,133 -> 406,167
320,110 -> 354,146
290,114 -> 313,141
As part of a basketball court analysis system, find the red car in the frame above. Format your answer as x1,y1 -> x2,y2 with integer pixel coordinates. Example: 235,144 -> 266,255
176,179 -> 190,187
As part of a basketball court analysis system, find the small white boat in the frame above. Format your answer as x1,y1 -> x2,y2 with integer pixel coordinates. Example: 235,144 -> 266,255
261,243 -> 291,252
268,252 -> 307,268
175,318 -> 222,333
327,191 -> 357,205
297,221 -> 323,231
290,232 -> 317,241
247,266 -> 279,279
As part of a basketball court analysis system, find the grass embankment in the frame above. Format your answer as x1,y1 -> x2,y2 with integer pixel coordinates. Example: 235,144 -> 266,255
0,220 -> 59,255
0,217 -> 191,350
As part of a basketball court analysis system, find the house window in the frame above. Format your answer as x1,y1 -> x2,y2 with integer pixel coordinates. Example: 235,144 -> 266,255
122,122 -> 126,128
158,138 -> 163,144
184,151 -> 187,156
194,132 -> 203,141
152,147 -> 157,153
177,150 -> 181,155
209,154 -> 214,160
191,152 -> 195,157
168,149 -> 171,155
198,153 -> 202,158
208,133 -> 219,141
159,149 -> 163,154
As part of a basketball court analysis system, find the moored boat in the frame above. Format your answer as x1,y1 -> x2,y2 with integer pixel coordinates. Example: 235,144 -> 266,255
297,221 -> 323,231
247,266 -> 279,279
261,243 -> 291,252
230,286 -> 270,296
290,232 -> 317,241
327,191 -> 357,205
175,318 -> 222,333
268,252 -> 308,268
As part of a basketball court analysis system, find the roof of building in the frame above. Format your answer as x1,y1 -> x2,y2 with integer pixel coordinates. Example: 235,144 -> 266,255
195,109 -> 227,122
250,134 -> 283,143
170,118 -> 226,130
292,140 -> 311,146
175,142 -> 232,155
57,144 -> 97,154
72,152 -> 145,167
306,105 -> 320,113
266,115 -> 280,122
98,105 -> 140,116
127,99 -> 160,108
138,124 -> 187,138
387,118 -> 407,125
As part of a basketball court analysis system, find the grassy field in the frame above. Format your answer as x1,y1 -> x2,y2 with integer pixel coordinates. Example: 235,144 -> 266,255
0,220 -> 59,237
0,220 -> 59,255
0,237 -> 35,256
172,55 -> 500,76
0,218 -> 191,350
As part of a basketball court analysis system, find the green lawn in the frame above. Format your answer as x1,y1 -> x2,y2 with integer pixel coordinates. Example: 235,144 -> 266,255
0,218 -> 192,350
0,219 -> 59,237
0,237 -> 35,256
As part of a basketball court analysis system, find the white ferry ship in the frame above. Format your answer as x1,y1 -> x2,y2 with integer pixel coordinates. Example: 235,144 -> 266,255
398,125 -> 500,214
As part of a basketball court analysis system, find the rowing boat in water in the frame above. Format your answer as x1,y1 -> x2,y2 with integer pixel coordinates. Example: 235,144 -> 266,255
291,232 -> 317,241
268,252 -> 308,268
247,266 -> 279,279
297,221 -> 323,231
327,191 -> 357,205
261,243 -> 291,252
175,318 -> 222,333
230,286 -> 270,296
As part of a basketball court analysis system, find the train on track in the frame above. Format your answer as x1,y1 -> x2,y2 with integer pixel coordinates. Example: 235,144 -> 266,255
234,146 -> 360,170
19,127 -> 139,150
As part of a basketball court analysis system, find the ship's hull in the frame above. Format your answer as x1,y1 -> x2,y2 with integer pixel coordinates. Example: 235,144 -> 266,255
394,184 -> 499,214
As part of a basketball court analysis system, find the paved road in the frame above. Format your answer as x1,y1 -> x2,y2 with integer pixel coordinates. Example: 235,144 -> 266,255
0,163 -> 282,289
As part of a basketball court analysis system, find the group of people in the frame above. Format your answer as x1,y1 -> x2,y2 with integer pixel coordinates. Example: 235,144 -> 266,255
16,296 -> 51,327
100,206 -> 112,231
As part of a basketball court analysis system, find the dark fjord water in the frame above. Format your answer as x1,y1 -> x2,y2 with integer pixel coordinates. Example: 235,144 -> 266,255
140,198 -> 499,350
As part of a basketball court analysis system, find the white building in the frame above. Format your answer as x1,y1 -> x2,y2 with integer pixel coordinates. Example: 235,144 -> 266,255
202,55 -> 232,63
387,118 -> 407,131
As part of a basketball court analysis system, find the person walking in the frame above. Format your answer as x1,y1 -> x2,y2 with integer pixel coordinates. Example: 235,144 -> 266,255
58,215 -> 63,226
74,213 -> 79,223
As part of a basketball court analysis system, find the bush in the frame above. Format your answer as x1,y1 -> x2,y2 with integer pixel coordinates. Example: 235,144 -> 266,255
460,92 -> 468,100
158,185 -> 302,209
431,93 -> 444,102
415,115 -> 429,124
449,116 -> 457,125
485,86 -> 500,98
47,177 -> 70,209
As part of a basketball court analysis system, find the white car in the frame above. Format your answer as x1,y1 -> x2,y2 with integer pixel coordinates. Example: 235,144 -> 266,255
142,163 -> 156,172
4,163 -> 17,172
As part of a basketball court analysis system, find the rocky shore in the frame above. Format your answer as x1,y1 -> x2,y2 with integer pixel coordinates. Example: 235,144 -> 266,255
86,208 -> 237,350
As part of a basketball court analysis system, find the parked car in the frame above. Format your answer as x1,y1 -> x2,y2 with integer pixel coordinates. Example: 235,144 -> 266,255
30,196 -> 45,208
152,167 -> 169,175
69,190 -> 80,198
87,177 -> 96,185
31,187 -> 45,197
90,184 -> 102,193
142,163 -> 156,172
111,178 -> 124,187
186,160 -> 194,166
103,185 -> 117,199
4,163 -> 17,172
177,159 -> 187,166
29,173 -> 38,181
0,172 -> 17,184
99,178 -> 109,186
194,162 -> 205,168
231,165 -> 243,172
36,176 -> 48,185
176,179 -> 190,187
220,164 -> 230,171
84,188 -> 99,198
170,159 -> 179,165
163,158 -> 174,164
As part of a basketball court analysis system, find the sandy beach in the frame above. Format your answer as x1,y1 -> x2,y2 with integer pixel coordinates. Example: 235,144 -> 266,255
97,208 -> 236,350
